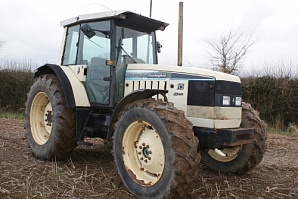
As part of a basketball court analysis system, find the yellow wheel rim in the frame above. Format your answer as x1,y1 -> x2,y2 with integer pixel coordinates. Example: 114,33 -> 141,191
122,121 -> 165,187
208,146 -> 242,162
30,92 -> 52,145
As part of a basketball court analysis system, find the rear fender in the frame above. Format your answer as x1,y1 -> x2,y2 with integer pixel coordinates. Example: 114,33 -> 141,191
34,64 -> 90,108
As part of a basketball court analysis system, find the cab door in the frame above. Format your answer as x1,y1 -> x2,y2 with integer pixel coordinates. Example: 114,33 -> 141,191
77,21 -> 111,105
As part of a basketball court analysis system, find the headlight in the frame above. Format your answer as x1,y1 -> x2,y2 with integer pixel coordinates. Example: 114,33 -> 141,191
222,96 -> 231,106
235,97 -> 242,106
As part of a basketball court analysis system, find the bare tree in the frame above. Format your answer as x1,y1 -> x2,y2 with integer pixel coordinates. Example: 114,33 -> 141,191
206,29 -> 257,74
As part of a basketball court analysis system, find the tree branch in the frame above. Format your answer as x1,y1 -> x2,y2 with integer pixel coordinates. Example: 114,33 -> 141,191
206,28 -> 257,74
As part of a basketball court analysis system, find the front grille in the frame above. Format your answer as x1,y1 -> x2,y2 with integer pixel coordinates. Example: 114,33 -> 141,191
187,80 -> 215,106
187,80 -> 242,107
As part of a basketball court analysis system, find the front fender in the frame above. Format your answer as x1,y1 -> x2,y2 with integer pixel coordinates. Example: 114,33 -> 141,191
35,64 -> 90,108
107,89 -> 168,140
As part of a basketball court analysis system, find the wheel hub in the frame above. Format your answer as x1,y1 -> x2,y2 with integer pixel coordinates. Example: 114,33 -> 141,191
44,102 -> 53,133
137,143 -> 151,163
45,110 -> 53,125
143,147 -> 150,158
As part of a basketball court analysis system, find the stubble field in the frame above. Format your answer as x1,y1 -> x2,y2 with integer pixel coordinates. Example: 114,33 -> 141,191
0,118 -> 297,198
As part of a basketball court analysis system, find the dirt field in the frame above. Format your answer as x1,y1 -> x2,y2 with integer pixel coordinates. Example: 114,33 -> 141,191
0,118 -> 297,198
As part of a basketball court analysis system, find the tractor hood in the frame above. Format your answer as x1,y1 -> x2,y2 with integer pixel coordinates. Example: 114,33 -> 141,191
124,64 -> 243,129
125,64 -> 241,83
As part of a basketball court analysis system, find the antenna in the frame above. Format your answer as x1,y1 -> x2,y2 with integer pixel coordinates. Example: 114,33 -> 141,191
80,3 -> 113,14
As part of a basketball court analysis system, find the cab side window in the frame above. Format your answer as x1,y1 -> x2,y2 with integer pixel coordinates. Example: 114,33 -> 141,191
62,25 -> 80,65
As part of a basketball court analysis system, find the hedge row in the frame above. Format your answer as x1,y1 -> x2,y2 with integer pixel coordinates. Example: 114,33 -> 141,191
242,77 -> 298,128
0,69 -> 34,111
0,67 -> 297,128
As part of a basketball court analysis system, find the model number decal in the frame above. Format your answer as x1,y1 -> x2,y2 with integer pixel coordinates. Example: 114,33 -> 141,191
173,92 -> 183,96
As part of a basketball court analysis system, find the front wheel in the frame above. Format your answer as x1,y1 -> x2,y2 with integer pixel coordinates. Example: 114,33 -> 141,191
201,102 -> 267,174
113,99 -> 199,198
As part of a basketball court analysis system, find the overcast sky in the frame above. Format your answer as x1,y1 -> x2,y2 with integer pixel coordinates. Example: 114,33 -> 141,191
1,0 -> 298,73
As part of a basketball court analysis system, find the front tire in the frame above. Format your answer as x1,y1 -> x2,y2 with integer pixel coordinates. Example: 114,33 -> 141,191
25,74 -> 77,160
201,102 -> 267,174
113,99 -> 199,198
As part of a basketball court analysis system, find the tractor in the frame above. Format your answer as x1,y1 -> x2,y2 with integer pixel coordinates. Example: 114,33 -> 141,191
25,10 -> 267,198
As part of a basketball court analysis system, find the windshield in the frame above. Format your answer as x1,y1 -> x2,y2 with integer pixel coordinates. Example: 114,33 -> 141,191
77,21 -> 110,65
115,26 -> 155,65
62,21 -> 110,66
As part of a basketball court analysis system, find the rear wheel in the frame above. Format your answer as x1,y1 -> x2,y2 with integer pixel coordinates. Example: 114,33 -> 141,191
201,102 -> 267,174
25,74 -> 77,160
113,99 -> 199,198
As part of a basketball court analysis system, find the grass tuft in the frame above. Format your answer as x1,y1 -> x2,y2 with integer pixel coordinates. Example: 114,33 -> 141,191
0,111 -> 24,120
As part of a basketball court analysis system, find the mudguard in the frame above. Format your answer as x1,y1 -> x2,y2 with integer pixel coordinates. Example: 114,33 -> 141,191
34,64 -> 90,108
107,89 -> 168,140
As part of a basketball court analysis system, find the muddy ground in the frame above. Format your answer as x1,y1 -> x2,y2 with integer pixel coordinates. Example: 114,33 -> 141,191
0,118 -> 297,198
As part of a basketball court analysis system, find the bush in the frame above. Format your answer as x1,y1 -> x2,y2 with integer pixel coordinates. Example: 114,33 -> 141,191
0,59 -> 35,112
242,76 -> 298,129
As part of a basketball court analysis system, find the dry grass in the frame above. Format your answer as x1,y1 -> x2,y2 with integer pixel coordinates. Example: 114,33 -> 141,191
0,112 -> 24,120
269,125 -> 298,138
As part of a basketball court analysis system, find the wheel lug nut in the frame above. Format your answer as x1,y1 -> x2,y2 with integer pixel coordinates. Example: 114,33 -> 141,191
149,151 -> 152,154
140,157 -> 143,160
138,152 -> 141,155
144,159 -> 148,163
148,157 -> 151,160
142,143 -> 145,146
139,146 -> 142,149
140,167 -> 144,171
146,145 -> 149,148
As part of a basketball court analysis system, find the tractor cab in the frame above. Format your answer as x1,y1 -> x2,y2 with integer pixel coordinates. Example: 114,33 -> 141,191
60,11 -> 168,106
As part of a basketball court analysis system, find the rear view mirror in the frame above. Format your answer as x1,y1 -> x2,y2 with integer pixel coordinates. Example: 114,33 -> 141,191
157,41 -> 162,53
81,24 -> 96,39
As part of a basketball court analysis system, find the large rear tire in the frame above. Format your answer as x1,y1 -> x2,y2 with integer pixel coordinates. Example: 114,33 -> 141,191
201,102 -> 267,174
25,74 -> 77,160
113,99 -> 199,198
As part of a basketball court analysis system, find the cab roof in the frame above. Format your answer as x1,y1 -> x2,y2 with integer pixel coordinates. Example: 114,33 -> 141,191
60,10 -> 169,32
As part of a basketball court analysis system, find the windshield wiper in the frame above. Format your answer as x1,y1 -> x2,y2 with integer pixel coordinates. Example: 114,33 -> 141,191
116,37 -> 137,64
